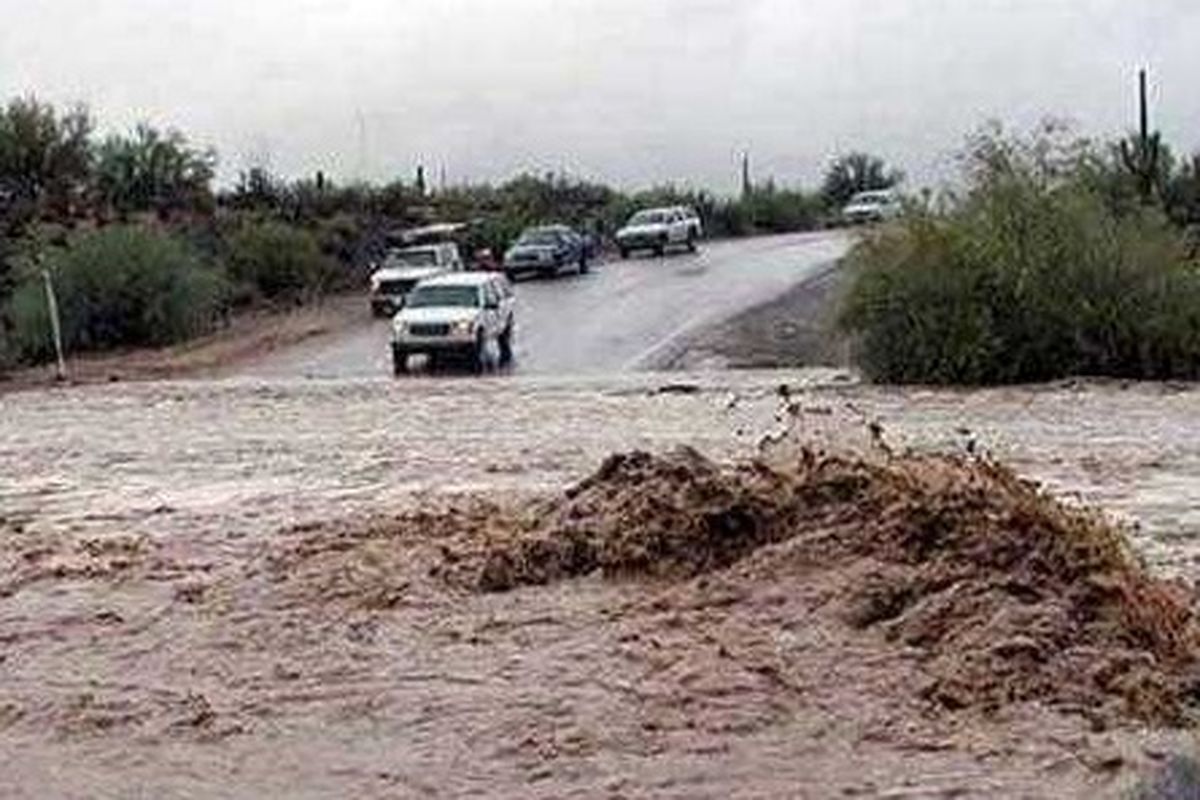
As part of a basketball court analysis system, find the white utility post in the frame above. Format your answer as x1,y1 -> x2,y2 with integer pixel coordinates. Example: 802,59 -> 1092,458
41,268 -> 67,381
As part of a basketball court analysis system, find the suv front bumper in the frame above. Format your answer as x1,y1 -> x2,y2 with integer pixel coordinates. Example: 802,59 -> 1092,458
392,329 -> 479,352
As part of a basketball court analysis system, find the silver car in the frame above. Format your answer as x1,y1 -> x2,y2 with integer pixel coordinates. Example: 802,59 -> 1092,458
841,190 -> 902,225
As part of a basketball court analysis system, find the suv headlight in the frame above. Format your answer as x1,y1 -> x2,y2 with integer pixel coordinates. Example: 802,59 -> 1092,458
452,319 -> 476,336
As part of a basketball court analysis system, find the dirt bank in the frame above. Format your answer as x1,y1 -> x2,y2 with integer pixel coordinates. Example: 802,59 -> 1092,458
0,294 -> 365,394
470,448 -> 1200,726
667,264 -> 851,371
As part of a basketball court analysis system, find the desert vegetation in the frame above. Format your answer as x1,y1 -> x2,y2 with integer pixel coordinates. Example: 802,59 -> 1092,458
841,120 -> 1200,385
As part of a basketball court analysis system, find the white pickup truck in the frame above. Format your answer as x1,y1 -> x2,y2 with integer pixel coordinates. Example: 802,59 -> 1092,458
390,272 -> 516,374
369,242 -> 464,317
616,206 -> 703,258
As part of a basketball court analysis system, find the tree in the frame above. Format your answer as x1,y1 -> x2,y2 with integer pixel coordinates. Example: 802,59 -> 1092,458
94,123 -> 216,219
820,152 -> 903,208
0,97 -> 93,231
6,226 -> 227,363
228,166 -> 283,212
1165,154 -> 1200,229
224,220 -> 336,303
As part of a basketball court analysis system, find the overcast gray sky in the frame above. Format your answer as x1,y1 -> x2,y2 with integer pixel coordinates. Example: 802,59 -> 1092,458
2,0 -> 1197,193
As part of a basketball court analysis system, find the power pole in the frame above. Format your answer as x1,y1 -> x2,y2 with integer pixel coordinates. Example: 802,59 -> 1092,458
741,152 -> 752,199
41,268 -> 66,381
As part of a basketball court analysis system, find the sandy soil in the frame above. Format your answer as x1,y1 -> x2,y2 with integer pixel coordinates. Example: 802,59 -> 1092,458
3,372 -> 1200,797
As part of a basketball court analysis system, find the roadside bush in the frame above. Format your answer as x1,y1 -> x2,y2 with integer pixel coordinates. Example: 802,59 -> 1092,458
741,183 -> 824,234
4,225 -> 227,363
841,128 -> 1200,384
224,220 -> 337,304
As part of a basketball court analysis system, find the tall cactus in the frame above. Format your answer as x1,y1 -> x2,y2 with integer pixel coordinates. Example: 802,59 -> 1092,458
1120,69 -> 1163,202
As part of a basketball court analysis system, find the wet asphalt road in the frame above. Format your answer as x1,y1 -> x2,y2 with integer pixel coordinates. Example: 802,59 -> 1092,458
240,231 -> 852,379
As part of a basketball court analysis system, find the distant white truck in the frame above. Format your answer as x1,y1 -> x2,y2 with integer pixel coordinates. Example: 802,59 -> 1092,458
369,242 -> 465,317
616,206 -> 702,258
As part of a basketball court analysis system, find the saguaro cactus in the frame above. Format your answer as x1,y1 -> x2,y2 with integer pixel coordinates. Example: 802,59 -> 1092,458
1120,69 -> 1163,202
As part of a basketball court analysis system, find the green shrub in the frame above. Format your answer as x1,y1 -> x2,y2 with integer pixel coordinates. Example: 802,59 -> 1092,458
841,129 -> 1200,385
4,225 -> 227,363
225,221 -> 337,303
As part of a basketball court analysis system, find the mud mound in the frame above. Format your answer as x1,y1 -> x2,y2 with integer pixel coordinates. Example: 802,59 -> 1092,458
474,448 -> 1200,725
477,447 -> 799,590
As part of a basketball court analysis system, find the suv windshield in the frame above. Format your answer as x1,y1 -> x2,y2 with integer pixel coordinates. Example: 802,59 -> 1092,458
388,249 -> 438,267
406,285 -> 480,309
630,210 -> 667,225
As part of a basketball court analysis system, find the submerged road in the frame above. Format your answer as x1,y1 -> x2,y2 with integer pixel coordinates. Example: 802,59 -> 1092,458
240,231 -> 852,379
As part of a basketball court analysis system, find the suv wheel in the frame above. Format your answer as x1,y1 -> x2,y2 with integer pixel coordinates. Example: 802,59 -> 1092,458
686,231 -> 697,253
391,346 -> 408,376
619,247 -> 630,260
470,333 -> 487,374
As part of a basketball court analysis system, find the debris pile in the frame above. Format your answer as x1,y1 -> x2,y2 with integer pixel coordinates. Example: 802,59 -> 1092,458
472,447 -> 1200,724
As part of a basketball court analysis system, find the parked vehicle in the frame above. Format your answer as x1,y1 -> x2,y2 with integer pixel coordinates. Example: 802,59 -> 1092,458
841,190 -> 902,225
616,207 -> 701,258
503,225 -> 589,279
369,242 -> 464,317
390,272 -> 516,374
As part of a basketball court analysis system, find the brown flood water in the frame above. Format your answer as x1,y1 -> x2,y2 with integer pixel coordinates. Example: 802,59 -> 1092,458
1,371 -> 1198,798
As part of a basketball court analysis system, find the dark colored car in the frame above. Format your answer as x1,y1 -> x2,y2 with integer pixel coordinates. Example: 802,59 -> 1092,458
503,225 -> 589,279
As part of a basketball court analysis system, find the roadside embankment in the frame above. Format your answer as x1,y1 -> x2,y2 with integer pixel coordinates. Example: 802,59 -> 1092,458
0,294 -> 367,394
666,262 -> 851,371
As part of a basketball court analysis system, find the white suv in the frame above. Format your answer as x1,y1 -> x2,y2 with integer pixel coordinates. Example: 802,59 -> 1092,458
841,190 -> 902,225
390,272 -> 515,374
616,207 -> 702,258
369,242 -> 465,317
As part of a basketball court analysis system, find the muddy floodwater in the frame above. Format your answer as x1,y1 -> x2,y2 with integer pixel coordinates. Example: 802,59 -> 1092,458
2,371 -> 1199,798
